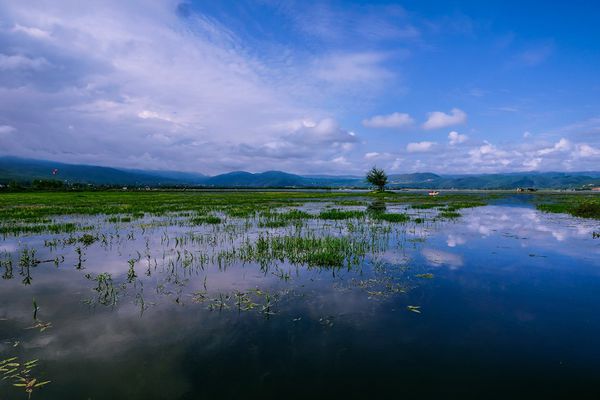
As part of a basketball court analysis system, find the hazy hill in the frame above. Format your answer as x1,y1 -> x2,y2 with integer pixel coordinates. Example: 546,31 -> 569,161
1,156 -> 599,189
204,171 -> 307,187
0,156 -> 182,186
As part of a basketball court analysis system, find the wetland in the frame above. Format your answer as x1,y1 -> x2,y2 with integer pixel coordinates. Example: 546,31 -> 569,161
0,190 -> 599,399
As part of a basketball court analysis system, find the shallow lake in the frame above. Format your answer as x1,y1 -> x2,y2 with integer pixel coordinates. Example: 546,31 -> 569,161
1,201 -> 599,399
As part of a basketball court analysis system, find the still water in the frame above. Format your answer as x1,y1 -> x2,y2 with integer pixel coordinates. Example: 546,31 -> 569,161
1,203 -> 599,399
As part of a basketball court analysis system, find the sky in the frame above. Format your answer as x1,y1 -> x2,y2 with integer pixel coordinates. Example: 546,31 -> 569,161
0,0 -> 599,175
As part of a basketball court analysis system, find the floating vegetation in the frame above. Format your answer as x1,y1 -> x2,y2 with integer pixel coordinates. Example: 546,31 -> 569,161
415,273 -> 434,279
192,288 -> 282,317
0,357 -> 50,398
319,316 -> 335,328
407,305 -> 421,314
26,321 -> 52,332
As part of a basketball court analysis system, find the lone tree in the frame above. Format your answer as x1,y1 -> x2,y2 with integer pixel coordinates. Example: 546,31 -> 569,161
366,166 -> 388,192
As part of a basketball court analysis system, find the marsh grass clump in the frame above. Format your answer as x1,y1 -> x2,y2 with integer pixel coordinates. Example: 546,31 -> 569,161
572,201 -> 600,219
78,233 -> 97,246
0,222 -> 86,236
536,195 -> 600,220
241,234 -> 369,268
259,209 -> 312,228
226,207 -> 256,218
372,213 -> 410,223
318,209 -> 365,220
439,210 -> 461,219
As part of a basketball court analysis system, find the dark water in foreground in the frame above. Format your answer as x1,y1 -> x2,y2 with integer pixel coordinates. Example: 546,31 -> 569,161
1,204 -> 600,399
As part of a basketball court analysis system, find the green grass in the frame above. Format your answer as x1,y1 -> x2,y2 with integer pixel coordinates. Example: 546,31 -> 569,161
439,210 -> 461,219
259,209 -> 312,228
372,213 -> 410,223
239,234 -> 370,268
318,209 -> 365,220
535,194 -> 600,219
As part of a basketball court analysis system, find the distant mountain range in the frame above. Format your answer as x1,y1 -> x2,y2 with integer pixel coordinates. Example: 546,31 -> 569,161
1,156 -> 600,190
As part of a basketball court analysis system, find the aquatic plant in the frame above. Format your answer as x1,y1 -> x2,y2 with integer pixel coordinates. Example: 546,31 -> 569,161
0,357 -> 50,398
319,209 -> 365,220
372,213 -> 410,223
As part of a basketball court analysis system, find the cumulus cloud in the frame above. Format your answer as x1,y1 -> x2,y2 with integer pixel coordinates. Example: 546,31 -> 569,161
448,130 -> 468,145
407,141 -> 436,153
422,108 -> 467,130
574,144 -> 600,158
522,157 -> 542,170
362,112 -> 413,128
364,152 -> 380,159
537,138 -> 571,155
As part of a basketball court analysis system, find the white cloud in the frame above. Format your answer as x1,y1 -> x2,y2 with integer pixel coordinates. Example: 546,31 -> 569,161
522,157 -> 542,170
0,125 -> 16,135
406,141 -> 436,153
364,152 -> 380,159
137,110 -> 176,123
448,130 -> 468,145
12,24 -> 52,39
537,138 -> 571,155
0,1 -> 367,174
574,144 -> 600,158
523,131 -> 531,138
0,54 -> 49,70
362,112 -> 413,128
467,141 -> 511,168
423,108 -> 467,130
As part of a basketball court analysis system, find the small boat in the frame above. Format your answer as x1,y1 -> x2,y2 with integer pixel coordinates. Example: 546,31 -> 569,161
428,191 -> 439,196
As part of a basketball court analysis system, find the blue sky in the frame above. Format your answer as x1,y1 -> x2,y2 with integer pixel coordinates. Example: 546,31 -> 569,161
0,0 -> 599,175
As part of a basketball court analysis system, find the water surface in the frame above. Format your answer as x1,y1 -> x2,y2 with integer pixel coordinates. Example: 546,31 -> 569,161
1,203 -> 599,399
